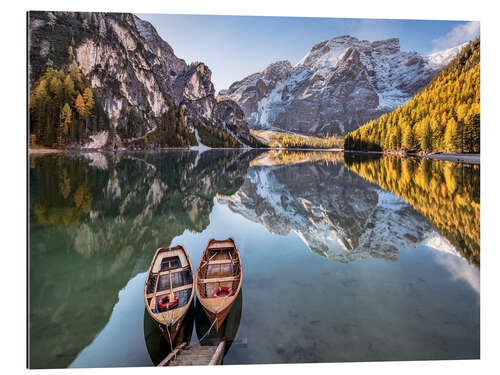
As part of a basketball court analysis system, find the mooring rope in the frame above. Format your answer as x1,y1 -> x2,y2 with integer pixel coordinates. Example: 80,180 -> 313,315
198,317 -> 217,344
166,321 -> 175,360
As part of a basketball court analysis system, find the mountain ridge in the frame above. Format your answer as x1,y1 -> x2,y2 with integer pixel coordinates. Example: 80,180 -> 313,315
28,11 -> 261,149
222,35 -> 465,136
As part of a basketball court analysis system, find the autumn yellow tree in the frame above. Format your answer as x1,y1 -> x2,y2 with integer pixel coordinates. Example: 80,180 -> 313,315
344,38 -> 480,154
59,103 -> 72,145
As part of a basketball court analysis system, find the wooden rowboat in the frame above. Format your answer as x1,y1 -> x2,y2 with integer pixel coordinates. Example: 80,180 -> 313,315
144,245 -> 194,344
195,238 -> 242,331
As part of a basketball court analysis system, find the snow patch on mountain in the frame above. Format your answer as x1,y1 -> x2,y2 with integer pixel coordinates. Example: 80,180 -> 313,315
190,128 -> 210,151
426,43 -> 467,67
224,35 -> 465,135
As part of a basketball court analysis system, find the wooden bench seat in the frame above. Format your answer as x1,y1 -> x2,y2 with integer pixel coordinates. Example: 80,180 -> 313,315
146,284 -> 193,299
207,241 -> 235,250
207,259 -> 237,265
157,266 -> 190,277
198,276 -> 239,284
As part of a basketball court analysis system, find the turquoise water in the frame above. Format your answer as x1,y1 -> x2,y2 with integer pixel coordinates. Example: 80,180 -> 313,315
28,150 -> 480,368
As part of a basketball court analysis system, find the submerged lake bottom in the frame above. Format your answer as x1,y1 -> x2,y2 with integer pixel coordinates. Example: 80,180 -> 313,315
29,150 -> 480,368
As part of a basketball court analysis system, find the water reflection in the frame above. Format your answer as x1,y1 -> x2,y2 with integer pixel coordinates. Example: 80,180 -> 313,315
218,150 -> 480,267
220,151 -> 433,262
144,303 -> 195,365
195,291 -> 243,356
29,150 -> 257,369
344,153 -> 480,267
29,149 -> 480,368
31,158 -> 92,228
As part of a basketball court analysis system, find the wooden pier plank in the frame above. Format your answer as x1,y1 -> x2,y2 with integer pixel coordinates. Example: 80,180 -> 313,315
157,342 -> 186,367
208,341 -> 225,365
157,341 -> 225,367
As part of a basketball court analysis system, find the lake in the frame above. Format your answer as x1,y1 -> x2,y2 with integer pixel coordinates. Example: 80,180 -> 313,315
28,149 -> 480,368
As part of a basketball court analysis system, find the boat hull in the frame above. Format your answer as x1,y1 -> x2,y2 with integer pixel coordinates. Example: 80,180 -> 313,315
155,315 -> 185,345
195,238 -> 243,332
144,246 -> 195,347
201,297 -> 237,331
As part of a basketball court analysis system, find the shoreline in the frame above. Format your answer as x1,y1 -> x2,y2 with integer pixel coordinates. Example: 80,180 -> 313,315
28,147 -> 66,155
421,152 -> 480,165
28,146 -> 480,165
345,149 -> 480,165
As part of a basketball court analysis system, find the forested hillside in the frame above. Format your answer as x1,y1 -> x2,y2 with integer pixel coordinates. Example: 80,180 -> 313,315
344,38 -> 480,153
251,130 -> 343,149
29,62 -> 109,147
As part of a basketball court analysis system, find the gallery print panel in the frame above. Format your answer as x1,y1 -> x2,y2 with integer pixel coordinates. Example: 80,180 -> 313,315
27,11 -> 479,368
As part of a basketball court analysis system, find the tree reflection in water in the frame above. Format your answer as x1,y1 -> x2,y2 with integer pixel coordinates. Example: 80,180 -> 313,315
29,150 -> 257,369
344,153 -> 479,268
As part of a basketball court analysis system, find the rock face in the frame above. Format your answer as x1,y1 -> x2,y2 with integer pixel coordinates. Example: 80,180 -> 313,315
28,11 -> 258,146
223,35 -> 463,136
173,63 -> 257,145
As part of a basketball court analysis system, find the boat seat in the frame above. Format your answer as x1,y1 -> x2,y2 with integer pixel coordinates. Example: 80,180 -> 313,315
158,266 -> 190,277
207,259 -> 237,265
207,241 -> 234,250
198,276 -> 239,284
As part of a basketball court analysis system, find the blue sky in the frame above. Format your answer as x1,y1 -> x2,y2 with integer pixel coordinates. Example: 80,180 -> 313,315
136,14 -> 479,92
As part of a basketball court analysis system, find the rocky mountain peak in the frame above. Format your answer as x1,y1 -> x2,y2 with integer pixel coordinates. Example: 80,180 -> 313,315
175,62 -> 215,103
28,11 -> 260,148
336,47 -> 361,70
263,60 -> 293,77
224,34 -> 463,136
133,15 -> 187,76
370,37 -> 400,53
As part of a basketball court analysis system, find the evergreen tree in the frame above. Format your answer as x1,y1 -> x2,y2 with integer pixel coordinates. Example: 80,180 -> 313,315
59,103 -> 72,145
402,123 -> 418,150
63,75 -> 75,101
83,87 -> 95,113
421,121 -> 433,152
30,64 -> 104,147
444,118 -> 458,152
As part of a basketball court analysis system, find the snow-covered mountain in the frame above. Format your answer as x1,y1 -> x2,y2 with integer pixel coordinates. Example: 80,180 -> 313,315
222,35 -> 465,136
218,158 -> 447,262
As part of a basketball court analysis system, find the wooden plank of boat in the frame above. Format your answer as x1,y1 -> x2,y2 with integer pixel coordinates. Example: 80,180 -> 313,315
198,276 -> 239,283
206,259 -> 237,265
195,238 -> 243,332
146,284 -> 193,299
144,245 -> 194,344
207,240 -> 235,250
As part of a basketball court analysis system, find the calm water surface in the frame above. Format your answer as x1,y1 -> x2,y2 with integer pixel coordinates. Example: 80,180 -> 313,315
28,150 -> 480,368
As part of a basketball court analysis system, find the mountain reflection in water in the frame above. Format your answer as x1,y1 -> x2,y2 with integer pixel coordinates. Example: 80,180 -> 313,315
29,149 -> 480,368
29,150 -> 256,368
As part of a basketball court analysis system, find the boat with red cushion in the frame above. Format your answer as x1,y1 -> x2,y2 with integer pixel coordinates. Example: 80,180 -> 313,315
195,238 -> 242,331
144,245 -> 194,344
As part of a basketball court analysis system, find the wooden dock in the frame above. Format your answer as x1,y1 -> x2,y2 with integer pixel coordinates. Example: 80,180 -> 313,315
157,341 -> 225,366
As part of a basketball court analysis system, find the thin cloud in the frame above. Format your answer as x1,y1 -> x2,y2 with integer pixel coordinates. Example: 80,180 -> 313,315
432,21 -> 479,51
434,251 -> 480,295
